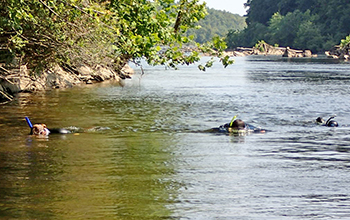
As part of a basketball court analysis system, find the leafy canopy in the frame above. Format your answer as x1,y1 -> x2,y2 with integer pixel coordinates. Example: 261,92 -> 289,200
0,0 -> 233,72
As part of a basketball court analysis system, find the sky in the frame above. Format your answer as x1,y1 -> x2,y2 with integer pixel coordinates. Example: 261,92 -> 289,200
200,0 -> 247,16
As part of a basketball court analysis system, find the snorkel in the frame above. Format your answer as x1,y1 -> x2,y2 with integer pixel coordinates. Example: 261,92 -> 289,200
25,117 -> 33,129
25,117 -> 51,136
229,115 -> 237,127
325,115 -> 336,125
325,115 -> 338,127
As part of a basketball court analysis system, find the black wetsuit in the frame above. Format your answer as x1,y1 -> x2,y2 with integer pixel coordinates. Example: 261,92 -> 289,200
212,123 -> 266,133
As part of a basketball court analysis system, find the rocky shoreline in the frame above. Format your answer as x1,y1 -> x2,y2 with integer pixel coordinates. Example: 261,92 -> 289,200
0,63 -> 133,104
325,45 -> 350,60
2,41 -> 347,104
226,41 -> 350,62
224,43 -> 317,58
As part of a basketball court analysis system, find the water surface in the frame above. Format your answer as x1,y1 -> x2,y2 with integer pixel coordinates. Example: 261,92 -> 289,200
1,56 -> 350,219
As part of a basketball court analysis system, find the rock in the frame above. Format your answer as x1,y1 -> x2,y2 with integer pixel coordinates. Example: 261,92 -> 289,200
121,64 -> 134,76
0,63 -> 134,103
222,51 -> 234,57
282,47 -> 291,57
233,43 -> 316,58
325,51 -> 332,58
339,54 -> 350,60
94,65 -> 116,81
232,51 -> 246,57
234,47 -> 255,56
325,44 -> 350,60
282,47 -> 311,58
303,50 -> 312,57
45,65 -> 81,89
77,65 -> 93,76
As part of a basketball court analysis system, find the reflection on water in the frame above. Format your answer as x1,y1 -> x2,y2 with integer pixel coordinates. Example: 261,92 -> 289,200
0,84 -> 181,219
1,56 -> 350,219
0,129 -> 180,219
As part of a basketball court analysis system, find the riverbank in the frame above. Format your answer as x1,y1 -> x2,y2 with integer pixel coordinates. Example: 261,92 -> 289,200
0,63 -> 134,104
325,45 -> 350,60
224,43 -> 317,58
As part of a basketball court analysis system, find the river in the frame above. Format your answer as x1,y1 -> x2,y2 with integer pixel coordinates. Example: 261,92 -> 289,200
1,56 -> 350,219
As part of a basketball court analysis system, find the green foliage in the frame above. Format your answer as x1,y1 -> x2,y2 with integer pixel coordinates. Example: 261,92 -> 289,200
267,10 -> 319,47
186,8 -> 246,44
226,22 -> 267,48
227,0 -> 350,52
254,40 -> 267,52
0,0 -> 233,73
245,0 -> 279,25
340,35 -> 350,49
294,20 -> 324,52
245,0 -> 317,25
1,0 -> 111,70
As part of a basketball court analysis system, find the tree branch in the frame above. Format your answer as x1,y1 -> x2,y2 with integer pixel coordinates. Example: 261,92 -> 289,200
38,0 -> 78,27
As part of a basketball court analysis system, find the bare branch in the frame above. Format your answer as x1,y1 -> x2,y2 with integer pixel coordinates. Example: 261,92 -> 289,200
38,0 -> 78,27
0,66 -> 10,74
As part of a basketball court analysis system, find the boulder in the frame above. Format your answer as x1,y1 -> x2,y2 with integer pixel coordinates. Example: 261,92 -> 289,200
325,44 -> 350,60
282,47 -> 314,58
232,43 -> 316,58
0,63 -> 134,104
303,50 -> 312,57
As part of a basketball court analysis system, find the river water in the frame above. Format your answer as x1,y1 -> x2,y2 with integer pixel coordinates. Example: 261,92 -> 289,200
1,56 -> 350,219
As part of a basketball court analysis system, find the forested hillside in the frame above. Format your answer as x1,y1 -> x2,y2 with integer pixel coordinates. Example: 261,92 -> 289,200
226,0 -> 350,52
186,8 -> 246,43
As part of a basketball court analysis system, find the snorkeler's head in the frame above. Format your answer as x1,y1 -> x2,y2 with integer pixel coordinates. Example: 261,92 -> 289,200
325,115 -> 338,127
316,117 -> 325,124
31,124 -> 50,136
326,120 -> 338,127
230,119 -> 246,130
317,116 -> 339,127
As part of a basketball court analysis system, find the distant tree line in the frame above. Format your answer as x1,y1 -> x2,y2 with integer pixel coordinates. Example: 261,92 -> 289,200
186,8 -> 246,43
226,0 -> 350,52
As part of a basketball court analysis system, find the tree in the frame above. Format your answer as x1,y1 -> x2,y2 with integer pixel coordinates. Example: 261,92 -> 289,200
0,0 -> 233,73
267,10 -> 305,47
226,22 -> 267,48
267,10 -> 323,51
294,20 -> 323,52
245,0 -> 279,25
229,0 -> 350,52
185,8 -> 246,44
340,35 -> 350,49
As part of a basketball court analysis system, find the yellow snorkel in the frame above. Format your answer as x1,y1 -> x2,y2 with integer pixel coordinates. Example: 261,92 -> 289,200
229,115 -> 237,127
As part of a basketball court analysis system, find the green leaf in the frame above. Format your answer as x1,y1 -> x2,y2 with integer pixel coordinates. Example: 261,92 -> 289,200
198,64 -> 206,71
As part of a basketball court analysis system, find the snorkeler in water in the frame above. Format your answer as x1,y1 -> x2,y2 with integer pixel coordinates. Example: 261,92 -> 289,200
26,117 -> 71,137
316,115 -> 338,127
212,115 -> 266,134
25,117 -> 110,138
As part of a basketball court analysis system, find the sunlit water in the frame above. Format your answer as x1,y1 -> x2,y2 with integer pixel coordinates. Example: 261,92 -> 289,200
1,56 -> 350,219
